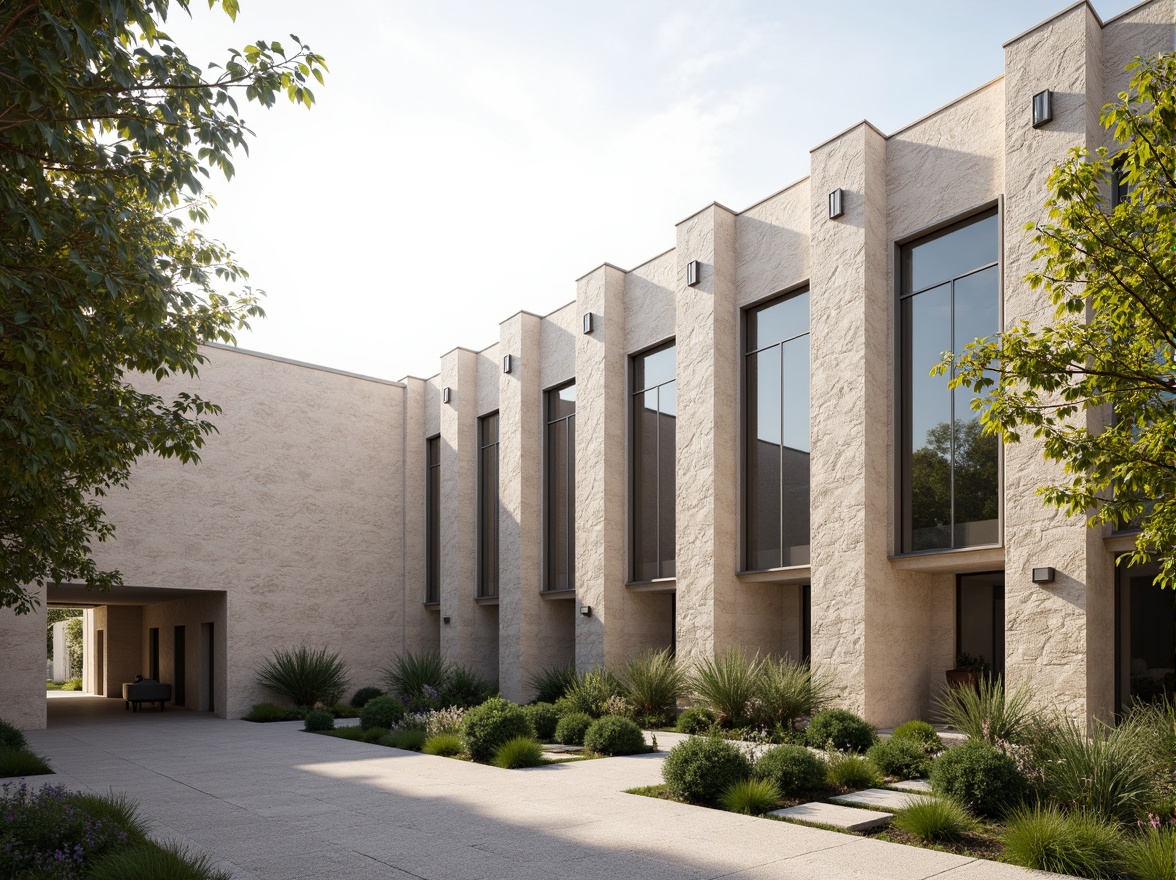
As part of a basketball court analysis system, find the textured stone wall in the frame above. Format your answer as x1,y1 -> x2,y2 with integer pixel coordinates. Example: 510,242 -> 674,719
0,592 -> 46,729
401,377 -> 440,656
140,593 -> 227,712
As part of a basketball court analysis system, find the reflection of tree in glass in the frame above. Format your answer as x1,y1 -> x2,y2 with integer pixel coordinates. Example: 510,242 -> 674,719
911,420 -> 999,545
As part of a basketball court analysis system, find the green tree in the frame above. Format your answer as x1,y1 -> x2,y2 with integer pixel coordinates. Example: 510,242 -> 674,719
1,1 -> 326,613
45,607 -> 81,658
948,53 -> 1176,587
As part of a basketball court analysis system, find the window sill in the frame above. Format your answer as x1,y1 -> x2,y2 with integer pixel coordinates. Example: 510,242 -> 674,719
423,601 -> 440,609
540,588 -> 576,600
625,577 -> 676,593
888,545 -> 1004,573
736,565 -> 811,585
474,596 -> 499,606
1105,532 -> 1142,553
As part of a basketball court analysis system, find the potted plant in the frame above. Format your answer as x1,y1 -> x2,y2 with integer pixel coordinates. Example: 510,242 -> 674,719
945,652 -> 989,690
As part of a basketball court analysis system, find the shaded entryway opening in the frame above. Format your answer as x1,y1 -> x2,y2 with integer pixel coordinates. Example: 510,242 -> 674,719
1117,560 -> 1174,710
956,571 -> 1005,678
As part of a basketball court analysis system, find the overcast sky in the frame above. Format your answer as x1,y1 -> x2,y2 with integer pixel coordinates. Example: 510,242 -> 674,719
164,0 -> 1142,381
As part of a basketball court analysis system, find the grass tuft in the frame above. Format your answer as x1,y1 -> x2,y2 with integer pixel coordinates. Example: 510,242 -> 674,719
892,797 -> 976,842
690,648 -> 763,728
1001,804 -> 1125,879
824,751 -> 879,789
0,746 -> 53,777
256,646 -> 349,708
493,736 -> 544,769
87,839 -> 231,880
422,733 -> 463,756
618,649 -> 688,726
933,677 -> 1035,745
719,777 -> 780,815
527,663 -> 579,705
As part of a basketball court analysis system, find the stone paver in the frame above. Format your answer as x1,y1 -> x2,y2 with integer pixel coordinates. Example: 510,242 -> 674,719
8,697 -> 1067,880
830,788 -> 935,811
769,802 -> 894,831
889,779 -> 932,793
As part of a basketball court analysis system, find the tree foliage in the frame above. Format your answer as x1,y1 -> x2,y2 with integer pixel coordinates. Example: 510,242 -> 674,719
0,1 -> 326,612
949,52 -> 1176,588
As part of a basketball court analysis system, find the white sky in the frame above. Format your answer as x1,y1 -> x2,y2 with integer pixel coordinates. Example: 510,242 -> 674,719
164,0 -> 1142,381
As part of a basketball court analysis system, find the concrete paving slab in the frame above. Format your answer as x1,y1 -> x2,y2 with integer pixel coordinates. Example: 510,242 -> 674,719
889,779 -> 932,793
830,787 -> 936,810
769,801 -> 894,831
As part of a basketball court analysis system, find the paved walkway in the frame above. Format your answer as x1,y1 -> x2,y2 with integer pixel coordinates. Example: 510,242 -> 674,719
9,697 -> 1060,880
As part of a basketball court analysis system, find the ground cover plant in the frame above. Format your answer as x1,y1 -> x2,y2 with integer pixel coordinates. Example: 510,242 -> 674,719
0,718 -> 52,777
824,750 -> 879,789
256,646 -> 349,708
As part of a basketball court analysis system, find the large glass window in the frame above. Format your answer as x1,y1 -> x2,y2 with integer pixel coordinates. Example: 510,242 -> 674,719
632,344 -> 676,581
957,572 -> 1005,678
1117,561 -> 1175,709
901,210 -> 1000,552
477,413 -> 499,598
425,436 -> 440,603
546,383 -> 576,592
746,291 -> 811,570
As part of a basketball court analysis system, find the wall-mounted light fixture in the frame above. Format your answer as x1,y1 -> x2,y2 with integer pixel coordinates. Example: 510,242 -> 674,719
503,354 -> 513,374
686,260 -> 702,287
442,616 -> 451,624
579,604 -> 592,617
1032,90 -> 1053,128
442,387 -> 451,404
583,312 -> 593,334
1031,567 -> 1056,584
828,188 -> 844,219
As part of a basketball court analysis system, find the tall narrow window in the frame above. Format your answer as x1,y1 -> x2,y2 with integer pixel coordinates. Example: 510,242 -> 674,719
478,413 -> 500,598
546,383 -> 576,591
746,290 -> 811,569
632,344 -> 676,581
901,210 -> 1000,552
148,627 -> 159,680
425,436 -> 440,603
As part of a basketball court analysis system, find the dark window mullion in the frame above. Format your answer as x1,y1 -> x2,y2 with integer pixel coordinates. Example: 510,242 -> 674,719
778,341 -> 786,569
949,281 -> 957,549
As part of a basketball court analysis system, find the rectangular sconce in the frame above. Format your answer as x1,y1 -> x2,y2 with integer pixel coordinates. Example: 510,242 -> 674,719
1031,567 -> 1055,584
442,616 -> 451,624
582,312 -> 593,334
503,354 -> 512,374
579,604 -> 592,617
686,260 -> 701,287
1032,90 -> 1053,127
441,387 -> 451,404
828,188 -> 844,219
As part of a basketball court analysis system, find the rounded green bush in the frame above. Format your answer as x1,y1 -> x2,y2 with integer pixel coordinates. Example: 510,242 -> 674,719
360,695 -> 406,731
930,739 -> 1027,818
892,720 -> 944,754
350,686 -> 385,709
303,709 -> 335,732
755,745 -> 827,796
867,738 -> 930,780
493,736 -> 544,769
460,697 -> 534,762
805,709 -> 877,753
676,707 -> 716,735
0,719 -> 27,751
524,702 -> 560,742
583,715 -> 646,756
662,736 -> 752,803
422,733 -> 463,756
554,711 -> 593,746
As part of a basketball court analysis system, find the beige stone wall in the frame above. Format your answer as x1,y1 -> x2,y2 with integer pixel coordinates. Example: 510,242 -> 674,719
0,592 -> 46,729
140,593 -> 227,712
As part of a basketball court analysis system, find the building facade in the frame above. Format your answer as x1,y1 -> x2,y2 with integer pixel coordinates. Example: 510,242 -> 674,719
2,0 -> 1173,730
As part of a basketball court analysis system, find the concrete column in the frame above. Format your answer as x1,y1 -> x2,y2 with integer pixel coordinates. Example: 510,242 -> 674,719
97,604 -> 143,698
574,264 -> 628,671
0,594 -> 47,729
1002,4 -> 1112,724
401,376 -> 440,656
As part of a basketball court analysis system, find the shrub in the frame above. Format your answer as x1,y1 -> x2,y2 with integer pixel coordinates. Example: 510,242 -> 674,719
755,745 -> 827,796
382,728 -> 427,751
893,797 -> 976,842
303,709 -> 335,732
583,716 -> 646,756
329,703 -> 361,718
1034,717 -> 1159,823
719,778 -> 780,815
934,677 -> 1035,745
825,752 -> 880,789
0,747 -> 53,777
690,648 -> 763,728
528,662 -> 579,704
662,736 -> 752,803
866,738 -> 930,780
425,706 -> 466,736
360,695 -> 406,731
87,840 -> 232,880
61,678 -> 83,691
441,664 -> 496,709
554,712 -> 593,746
493,736 -> 544,769
805,709 -> 877,753
350,686 -> 385,708
460,697 -> 534,762
891,720 -> 944,754
256,645 -> 349,708
930,739 -> 1026,818
757,657 -> 832,731
1122,825 -> 1176,880
242,702 -> 303,722
381,649 -> 449,707
422,733 -> 464,757
676,707 -> 716,734
560,669 -> 624,718
523,702 -> 560,742
0,719 -> 27,751
619,649 -> 688,726
1002,805 -> 1125,879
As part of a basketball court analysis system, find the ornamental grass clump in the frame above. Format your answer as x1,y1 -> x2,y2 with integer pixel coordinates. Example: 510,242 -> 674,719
891,720 -> 944,754
866,738 -> 930,780
1122,821 -> 1176,880
719,778 -> 780,815
256,646 -> 349,708
87,840 -> 232,880
824,751 -> 880,789
757,657 -> 832,732
554,711 -> 592,746
690,648 -> 763,728
0,719 -> 27,751
493,736 -> 545,769
893,797 -> 977,842
558,669 -> 624,718
583,716 -> 646,756
934,677 -> 1035,745
754,745 -> 827,797
381,649 -> 448,707
930,739 -> 1026,818
0,746 -> 52,777
527,663 -> 579,704
619,649 -> 688,726
662,736 -> 751,804
460,697 -> 533,763
805,709 -> 877,753
1001,804 -> 1125,879
422,733 -> 463,757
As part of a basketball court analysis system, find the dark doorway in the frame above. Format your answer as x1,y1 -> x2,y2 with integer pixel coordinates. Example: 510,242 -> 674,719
1117,561 -> 1175,710
173,626 -> 186,707
96,630 -> 105,695
200,622 -> 214,712
957,572 -> 1005,678
148,627 -> 160,680
800,585 -> 812,663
